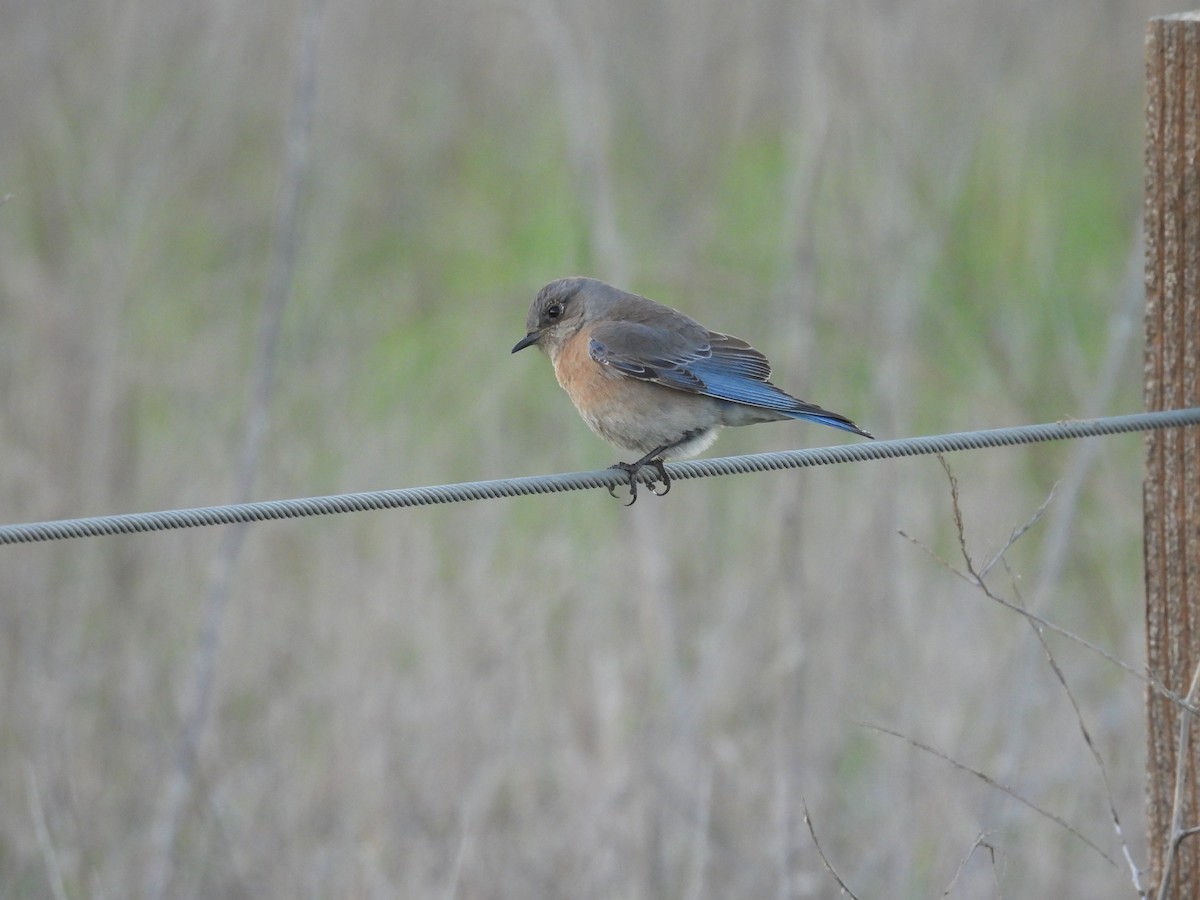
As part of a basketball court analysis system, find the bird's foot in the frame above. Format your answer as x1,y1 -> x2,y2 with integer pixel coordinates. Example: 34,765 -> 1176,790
607,458 -> 671,506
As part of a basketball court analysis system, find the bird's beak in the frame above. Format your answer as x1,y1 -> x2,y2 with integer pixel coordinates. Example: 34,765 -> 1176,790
511,332 -> 541,353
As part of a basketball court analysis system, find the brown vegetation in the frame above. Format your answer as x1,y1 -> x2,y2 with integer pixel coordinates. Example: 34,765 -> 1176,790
0,0 -> 1170,896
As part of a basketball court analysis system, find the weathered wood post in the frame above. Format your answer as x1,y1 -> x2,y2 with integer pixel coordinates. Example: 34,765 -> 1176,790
1145,13 -> 1200,898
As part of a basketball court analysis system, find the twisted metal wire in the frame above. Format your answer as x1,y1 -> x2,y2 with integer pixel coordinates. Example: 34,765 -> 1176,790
2,408 -> 1197,546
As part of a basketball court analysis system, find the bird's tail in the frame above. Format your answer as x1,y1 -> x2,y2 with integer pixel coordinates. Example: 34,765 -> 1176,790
788,408 -> 875,440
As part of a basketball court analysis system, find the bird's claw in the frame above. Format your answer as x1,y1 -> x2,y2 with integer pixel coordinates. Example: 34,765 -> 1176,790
607,459 -> 670,505
648,459 -> 670,496
606,463 -> 640,505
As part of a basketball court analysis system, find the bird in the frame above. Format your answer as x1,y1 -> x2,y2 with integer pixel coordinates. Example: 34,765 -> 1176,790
512,276 -> 873,503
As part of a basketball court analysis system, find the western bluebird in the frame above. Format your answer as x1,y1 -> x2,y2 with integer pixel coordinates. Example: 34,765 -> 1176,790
512,277 -> 873,503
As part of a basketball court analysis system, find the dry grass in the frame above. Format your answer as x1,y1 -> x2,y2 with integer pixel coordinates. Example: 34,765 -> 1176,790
0,0 -> 1173,896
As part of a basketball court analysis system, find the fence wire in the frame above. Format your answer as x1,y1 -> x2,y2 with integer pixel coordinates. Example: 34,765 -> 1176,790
1,408 -> 1197,546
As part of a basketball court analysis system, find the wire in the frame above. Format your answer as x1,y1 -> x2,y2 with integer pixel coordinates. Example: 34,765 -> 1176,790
1,408 -> 1197,546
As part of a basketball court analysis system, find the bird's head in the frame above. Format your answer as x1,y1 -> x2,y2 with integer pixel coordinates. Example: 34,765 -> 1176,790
512,277 -> 612,355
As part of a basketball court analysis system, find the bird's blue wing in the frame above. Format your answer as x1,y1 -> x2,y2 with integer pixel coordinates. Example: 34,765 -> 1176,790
588,323 -> 780,403
588,322 -> 871,437
685,352 -> 801,412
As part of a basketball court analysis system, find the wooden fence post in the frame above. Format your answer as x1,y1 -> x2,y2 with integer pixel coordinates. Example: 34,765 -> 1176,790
1145,13 -> 1200,898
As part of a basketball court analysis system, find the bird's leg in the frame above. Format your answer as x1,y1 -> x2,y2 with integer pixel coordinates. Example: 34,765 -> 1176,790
607,447 -> 670,505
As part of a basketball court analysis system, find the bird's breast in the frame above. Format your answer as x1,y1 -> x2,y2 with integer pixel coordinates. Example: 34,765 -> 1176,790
549,331 -> 633,422
549,331 -> 722,456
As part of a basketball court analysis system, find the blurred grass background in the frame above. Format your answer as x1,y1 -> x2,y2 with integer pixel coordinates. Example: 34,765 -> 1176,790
0,0 -> 1172,896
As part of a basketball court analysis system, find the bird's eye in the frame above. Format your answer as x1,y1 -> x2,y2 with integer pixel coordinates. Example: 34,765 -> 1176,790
546,302 -> 565,320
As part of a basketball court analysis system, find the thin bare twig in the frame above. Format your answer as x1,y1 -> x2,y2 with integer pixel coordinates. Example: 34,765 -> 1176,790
899,528 -> 1186,709
1004,566 -> 1144,897
861,722 -> 1119,868
1017,571 -> 1146,894
993,556 -> 1146,898
938,462 -> 1146,897
939,831 -> 1000,899
1156,659 -> 1200,900
978,482 -> 1058,580
899,459 -> 1193,715
801,798 -> 861,900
